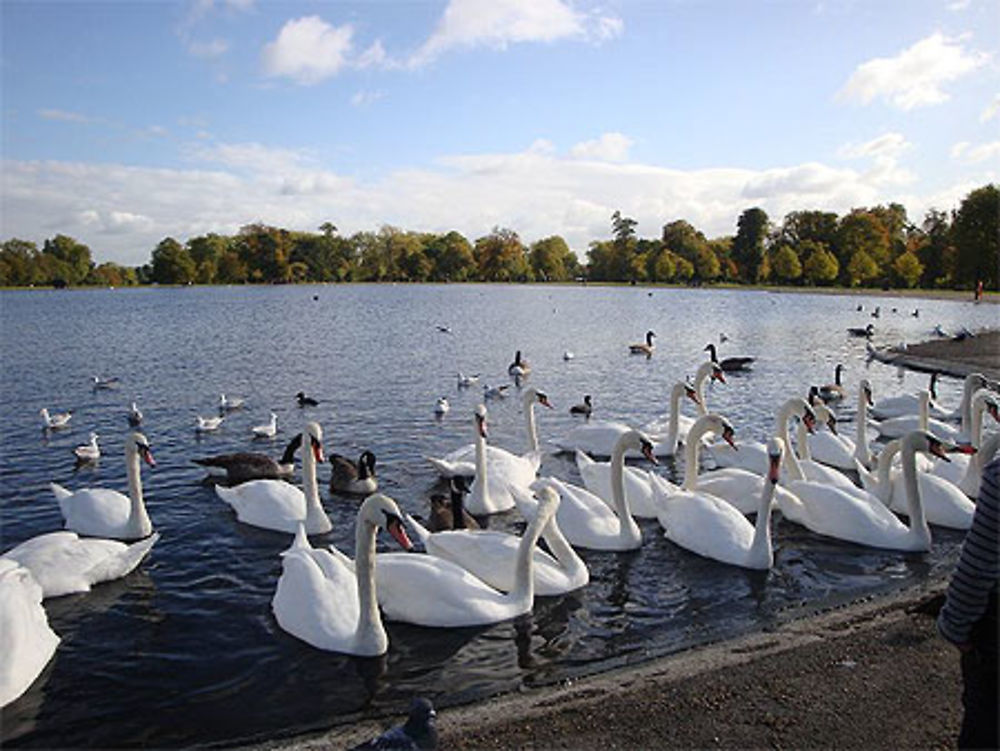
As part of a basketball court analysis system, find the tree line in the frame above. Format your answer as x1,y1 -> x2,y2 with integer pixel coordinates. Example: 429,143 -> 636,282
1,183 -> 996,291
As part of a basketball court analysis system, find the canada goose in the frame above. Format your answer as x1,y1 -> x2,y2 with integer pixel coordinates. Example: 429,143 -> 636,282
330,450 -> 378,495
704,343 -> 754,372
848,323 -> 874,338
628,330 -> 656,356
569,395 -> 593,417
427,476 -> 480,532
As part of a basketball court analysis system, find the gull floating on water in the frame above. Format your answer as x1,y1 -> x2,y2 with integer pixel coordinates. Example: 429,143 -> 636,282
196,415 -> 224,432
40,408 -> 72,430
73,432 -> 100,462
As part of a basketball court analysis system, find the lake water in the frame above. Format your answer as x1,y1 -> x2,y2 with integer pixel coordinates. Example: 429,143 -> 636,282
1,284 -> 994,747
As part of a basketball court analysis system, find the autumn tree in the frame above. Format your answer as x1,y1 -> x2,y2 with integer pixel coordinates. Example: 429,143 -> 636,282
892,251 -> 924,288
529,235 -> 578,281
426,231 -> 474,281
150,237 -> 196,284
800,241 -> 839,285
771,245 -> 802,283
474,227 -> 530,282
42,234 -> 93,284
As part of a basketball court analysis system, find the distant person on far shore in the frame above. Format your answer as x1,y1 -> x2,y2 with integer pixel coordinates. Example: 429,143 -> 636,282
938,447 -> 998,750
974,279 -> 983,302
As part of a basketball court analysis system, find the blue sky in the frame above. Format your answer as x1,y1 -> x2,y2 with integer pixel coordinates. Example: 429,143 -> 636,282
2,0 -> 997,265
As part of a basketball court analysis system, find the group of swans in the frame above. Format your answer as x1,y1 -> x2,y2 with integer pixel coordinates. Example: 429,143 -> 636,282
3,433 -> 161,707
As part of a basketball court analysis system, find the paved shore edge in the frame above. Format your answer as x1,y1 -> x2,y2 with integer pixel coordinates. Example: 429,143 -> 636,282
251,578 -> 962,750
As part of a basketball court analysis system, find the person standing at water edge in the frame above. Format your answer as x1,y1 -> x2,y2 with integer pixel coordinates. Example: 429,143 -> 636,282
938,450 -> 999,750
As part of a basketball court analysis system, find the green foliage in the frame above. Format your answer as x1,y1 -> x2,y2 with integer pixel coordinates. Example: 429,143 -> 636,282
771,245 -> 802,282
951,184 -> 999,288
732,208 -> 769,282
529,235 -> 578,281
801,243 -> 839,285
151,237 -> 196,284
846,250 -> 879,287
1,183 -> 994,290
892,251 -> 924,288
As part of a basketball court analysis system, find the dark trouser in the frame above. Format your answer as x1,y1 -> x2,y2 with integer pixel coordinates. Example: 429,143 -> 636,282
959,592 -> 998,750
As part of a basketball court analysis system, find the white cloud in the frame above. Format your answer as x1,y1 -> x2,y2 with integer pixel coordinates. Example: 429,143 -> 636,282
981,94 -> 1000,123
409,0 -> 622,68
570,132 -> 633,162
836,32 -> 989,110
351,90 -> 385,108
262,16 -> 355,84
38,108 -> 96,124
187,38 -> 229,59
951,140 -> 1000,164
946,0 -> 970,10
1,138 -> 986,265
836,132 -> 915,186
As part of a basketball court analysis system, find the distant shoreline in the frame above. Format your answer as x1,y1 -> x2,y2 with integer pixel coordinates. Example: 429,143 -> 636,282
2,281 -> 996,305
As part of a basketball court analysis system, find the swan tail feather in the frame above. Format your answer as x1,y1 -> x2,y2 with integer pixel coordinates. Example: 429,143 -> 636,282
86,532 -> 160,584
50,482 -> 72,501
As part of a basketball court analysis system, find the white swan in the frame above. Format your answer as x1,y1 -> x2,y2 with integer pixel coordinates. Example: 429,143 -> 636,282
215,422 -> 332,534
872,390 -> 964,442
803,386 -> 869,471
708,397 -> 814,475
0,560 -> 60,708
639,381 -> 701,456
252,412 -> 278,438
575,450 -> 660,518
857,437 -> 974,530
51,431 -> 156,540
870,372 -> 986,423
271,494 -> 412,656
426,387 -> 551,478
791,402 -> 878,500
779,430 -> 950,551
40,407 -> 72,430
668,413 -> 801,516
555,372 -> 710,458
73,432 -> 101,462
518,430 -> 653,551
927,389 -> 999,489
2,531 -> 159,599
372,487 -> 560,628
404,485 -> 588,596
465,404 -> 533,515
656,437 -> 783,569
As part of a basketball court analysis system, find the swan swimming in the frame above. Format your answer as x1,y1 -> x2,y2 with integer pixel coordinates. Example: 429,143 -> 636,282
215,422 -> 332,534
51,431 -> 156,540
373,487 -> 559,628
0,560 -> 60,708
519,430 -> 654,551
271,494 -> 412,655
405,485 -> 588,596
656,437 -> 783,570
2,530 -> 159,599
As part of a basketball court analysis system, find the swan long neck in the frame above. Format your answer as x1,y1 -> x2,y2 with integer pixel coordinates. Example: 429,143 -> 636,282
354,517 -> 387,652
958,376 -> 980,434
667,383 -> 683,451
854,388 -> 872,466
540,517 -> 585,583
523,396 -> 539,453
472,417 -> 488,508
694,363 -> 711,416
750,474 -> 777,566
611,438 -> 642,543
777,402 -> 806,482
900,437 -> 931,547
682,420 -> 707,490
918,391 -> 929,431
510,501 -> 552,611
969,391 -> 986,448
125,443 -> 151,536
795,420 -> 812,462
874,440 -> 900,503
302,435 -> 323,522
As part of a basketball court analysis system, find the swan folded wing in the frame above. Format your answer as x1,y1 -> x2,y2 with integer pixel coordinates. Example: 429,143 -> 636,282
273,548 -> 359,650
0,561 -> 60,708
660,491 -> 754,566
215,481 -> 306,532
576,452 -> 657,517
889,473 -> 973,529
529,478 -> 624,549
426,530 -> 562,594
2,531 -> 155,598
375,553 -> 512,627
696,470 -> 784,516
782,481 -> 907,546
58,489 -> 131,537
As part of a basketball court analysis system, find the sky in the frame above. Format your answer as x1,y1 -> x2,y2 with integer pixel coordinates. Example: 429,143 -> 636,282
1,0 -> 997,266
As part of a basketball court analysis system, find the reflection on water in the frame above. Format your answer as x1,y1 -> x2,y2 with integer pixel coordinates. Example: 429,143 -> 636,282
0,284 -> 992,747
